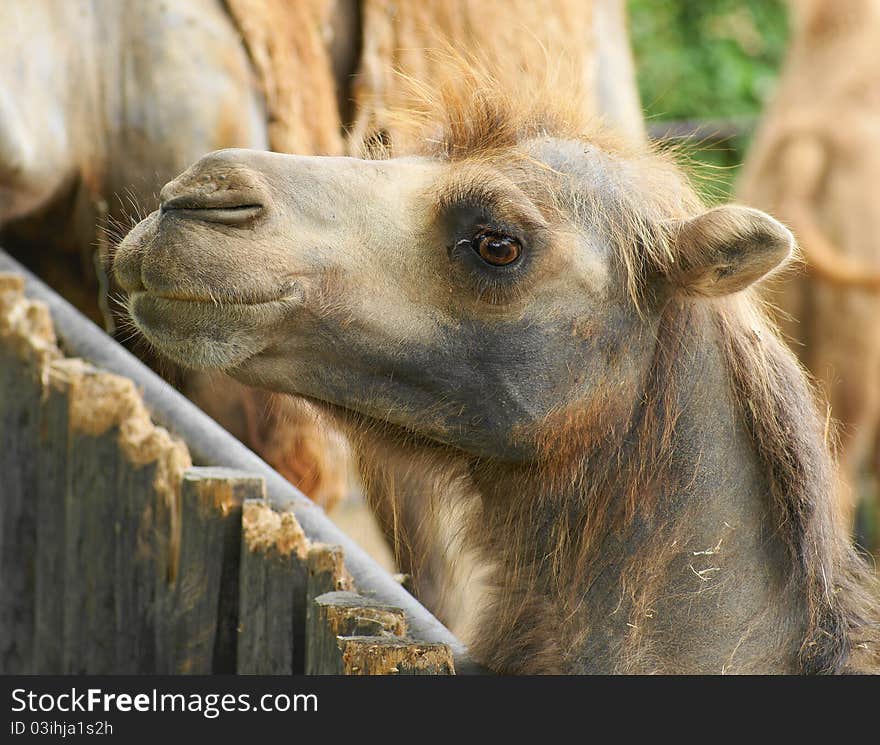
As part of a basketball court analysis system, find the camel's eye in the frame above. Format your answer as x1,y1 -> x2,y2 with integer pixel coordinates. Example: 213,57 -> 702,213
472,229 -> 522,266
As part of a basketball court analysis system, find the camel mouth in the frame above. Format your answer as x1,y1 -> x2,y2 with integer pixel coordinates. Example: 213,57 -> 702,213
159,194 -> 265,226
132,289 -> 298,307
128,292 -> 291,369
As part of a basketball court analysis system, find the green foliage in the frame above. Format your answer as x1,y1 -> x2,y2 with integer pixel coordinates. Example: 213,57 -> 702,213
629,0 -> 789,120
628,0 -> 790,199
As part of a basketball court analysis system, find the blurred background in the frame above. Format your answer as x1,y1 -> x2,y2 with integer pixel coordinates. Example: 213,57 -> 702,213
630,0 -> 788,200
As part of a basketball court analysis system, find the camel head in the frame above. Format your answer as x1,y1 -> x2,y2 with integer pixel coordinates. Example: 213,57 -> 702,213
116,107 -> 793,462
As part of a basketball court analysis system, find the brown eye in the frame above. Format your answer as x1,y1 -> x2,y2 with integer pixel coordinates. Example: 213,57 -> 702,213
473,230 -> 522,266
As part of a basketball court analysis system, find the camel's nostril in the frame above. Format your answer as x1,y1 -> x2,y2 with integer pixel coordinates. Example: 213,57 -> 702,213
159,192 -> 265,226
160,192 -> 263,212
158,150 -> 269,225
159,196 -> 264,226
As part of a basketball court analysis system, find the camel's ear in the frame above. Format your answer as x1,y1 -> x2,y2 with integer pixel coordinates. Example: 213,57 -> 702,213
666,206 -> 794,297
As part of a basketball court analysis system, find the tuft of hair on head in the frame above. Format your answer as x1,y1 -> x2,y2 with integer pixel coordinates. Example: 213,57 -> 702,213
355,38 -> 592,161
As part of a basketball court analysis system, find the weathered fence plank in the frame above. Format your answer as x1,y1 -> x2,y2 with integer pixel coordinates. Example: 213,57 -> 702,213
306,590 -> 407,674
306,543 -> 352,600
113,411 -> 190,674
110,382 -> 190,674
62,364 -> 133,673
45,358 -> 192,674
159,468 -> 259,674
237,499 -> 309,674
0,276 -> 58,673
32,364 -> 70,673
114,451 -> 165,673
303,543 -> 356,674
337,637 -> 455,675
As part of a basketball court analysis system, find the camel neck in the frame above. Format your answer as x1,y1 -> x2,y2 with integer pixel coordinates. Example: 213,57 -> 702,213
469,307 -> 806,673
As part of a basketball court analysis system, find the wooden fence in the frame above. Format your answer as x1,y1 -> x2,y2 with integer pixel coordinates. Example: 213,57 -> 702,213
0,261 -> 465,675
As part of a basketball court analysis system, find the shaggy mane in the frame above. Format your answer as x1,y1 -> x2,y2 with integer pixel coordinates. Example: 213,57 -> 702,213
349,0 -> 601,156
391,55 -> 593,160
718,300 -> 880,672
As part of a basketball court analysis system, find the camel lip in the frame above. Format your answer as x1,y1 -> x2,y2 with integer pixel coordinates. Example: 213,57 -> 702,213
130,289 -> 297,308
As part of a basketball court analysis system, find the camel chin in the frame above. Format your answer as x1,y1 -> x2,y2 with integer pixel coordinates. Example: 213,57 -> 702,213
128,292 -> 279,371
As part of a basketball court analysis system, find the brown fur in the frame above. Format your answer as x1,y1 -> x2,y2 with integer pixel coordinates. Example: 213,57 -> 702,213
718,305 -> 880,672
224,0 -> 345,155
